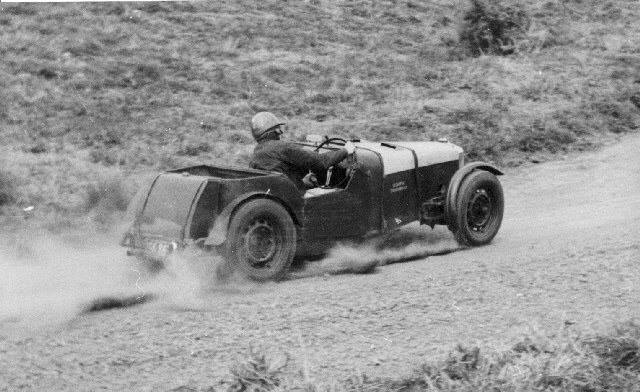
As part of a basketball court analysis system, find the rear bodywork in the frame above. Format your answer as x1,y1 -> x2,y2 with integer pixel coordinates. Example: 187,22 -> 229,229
121,165 -> 301,260
122,139 -> 500,259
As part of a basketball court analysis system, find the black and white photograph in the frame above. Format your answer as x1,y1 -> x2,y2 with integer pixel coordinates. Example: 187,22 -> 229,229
0,0 -> 639,390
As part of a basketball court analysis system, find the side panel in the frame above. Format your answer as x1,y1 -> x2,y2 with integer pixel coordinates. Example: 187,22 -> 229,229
301,189 -> 367,239
378,147 -> 419,230
189,181 -> 220,239
383,169 -> 419,230
138,174 -> 207,240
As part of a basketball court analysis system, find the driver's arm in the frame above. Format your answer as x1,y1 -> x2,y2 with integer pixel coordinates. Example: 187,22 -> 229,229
282,143 -> 348,174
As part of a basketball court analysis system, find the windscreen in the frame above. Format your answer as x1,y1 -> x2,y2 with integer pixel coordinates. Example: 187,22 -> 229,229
139,174 -> 205,239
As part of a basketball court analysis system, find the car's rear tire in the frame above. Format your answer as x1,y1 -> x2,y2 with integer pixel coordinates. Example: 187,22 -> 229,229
224,198 -> 296,281
452,170 -> 504,246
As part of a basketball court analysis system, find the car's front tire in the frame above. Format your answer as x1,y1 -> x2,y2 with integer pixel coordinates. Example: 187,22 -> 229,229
452,170 -> 504,246
224,198 -> 296,281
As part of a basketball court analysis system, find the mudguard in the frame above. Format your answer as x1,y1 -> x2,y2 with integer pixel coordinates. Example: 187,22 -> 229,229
204,192 -> 299,246
445,162 -> 503,232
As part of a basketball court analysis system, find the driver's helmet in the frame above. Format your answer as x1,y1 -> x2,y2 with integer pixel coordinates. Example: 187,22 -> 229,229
250,112 -> 285,141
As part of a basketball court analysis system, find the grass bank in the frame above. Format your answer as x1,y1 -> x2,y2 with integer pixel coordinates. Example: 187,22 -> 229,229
0,0 -> 638,217
222,322 -> 640,391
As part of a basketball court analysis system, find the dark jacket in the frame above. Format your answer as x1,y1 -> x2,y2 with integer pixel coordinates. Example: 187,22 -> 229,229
250,140 -> 348,190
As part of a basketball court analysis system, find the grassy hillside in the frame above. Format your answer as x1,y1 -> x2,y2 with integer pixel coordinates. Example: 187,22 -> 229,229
0,0 -> 638,219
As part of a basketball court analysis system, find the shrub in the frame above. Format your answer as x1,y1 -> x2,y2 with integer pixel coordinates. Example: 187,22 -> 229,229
459,0 -> 531,56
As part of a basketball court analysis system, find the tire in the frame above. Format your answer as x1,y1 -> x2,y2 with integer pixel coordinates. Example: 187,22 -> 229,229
452,170 -> 504,247
224,198 -> 296,281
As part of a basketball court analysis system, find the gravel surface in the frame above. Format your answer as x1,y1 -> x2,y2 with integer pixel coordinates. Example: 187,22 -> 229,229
1,135 -> 639,391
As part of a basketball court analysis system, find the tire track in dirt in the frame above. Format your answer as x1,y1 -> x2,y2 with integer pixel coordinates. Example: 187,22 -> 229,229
1,134 -> 639,391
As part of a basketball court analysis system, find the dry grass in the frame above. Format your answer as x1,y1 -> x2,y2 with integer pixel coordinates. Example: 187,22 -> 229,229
0,0 -> 638,218
222,322 -> 640,392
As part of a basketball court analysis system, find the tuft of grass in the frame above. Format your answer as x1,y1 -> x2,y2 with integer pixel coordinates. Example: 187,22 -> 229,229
227,348 -> 289,392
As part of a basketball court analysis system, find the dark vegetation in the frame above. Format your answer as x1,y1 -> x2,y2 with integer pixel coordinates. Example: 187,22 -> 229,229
0,0 -> 638,220
222,322 -> 640,391
459,0 -> 531,56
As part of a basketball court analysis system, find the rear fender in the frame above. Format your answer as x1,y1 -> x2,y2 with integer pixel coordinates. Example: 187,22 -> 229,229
204,193 -> 299,246
445,162 -> 503,231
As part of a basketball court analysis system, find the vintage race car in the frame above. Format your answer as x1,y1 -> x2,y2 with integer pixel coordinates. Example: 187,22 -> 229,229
121,136 -> 504,280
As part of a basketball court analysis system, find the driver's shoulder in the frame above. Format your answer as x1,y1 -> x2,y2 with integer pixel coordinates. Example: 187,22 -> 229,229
278,140 -> 308,154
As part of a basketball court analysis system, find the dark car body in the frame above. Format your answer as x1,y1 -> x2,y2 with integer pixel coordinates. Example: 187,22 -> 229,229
122,139 -> 502,264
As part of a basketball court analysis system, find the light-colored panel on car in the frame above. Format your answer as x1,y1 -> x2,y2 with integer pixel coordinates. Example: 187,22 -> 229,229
392,141 -> 462,167
355,142 -> 416,175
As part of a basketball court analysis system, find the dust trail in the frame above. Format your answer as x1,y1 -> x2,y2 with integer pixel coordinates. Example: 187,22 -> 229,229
295,225 -> 459,278
0,223 -> 457,331
0,227 -> 251,332
140,246 -> 262,312
0,229 -> 141,332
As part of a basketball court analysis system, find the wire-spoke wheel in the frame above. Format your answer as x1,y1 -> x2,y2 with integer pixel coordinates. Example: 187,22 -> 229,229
453,170 -> 504,246
225,199 -> 296,281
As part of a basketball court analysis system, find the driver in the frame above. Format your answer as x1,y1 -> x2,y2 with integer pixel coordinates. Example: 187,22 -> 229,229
249,112 -> 355,191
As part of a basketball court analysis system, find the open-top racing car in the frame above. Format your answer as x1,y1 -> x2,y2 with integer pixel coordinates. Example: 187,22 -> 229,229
121,136 -> 504,280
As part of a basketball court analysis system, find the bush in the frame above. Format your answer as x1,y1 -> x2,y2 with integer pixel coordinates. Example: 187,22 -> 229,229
459,0 -> 531,56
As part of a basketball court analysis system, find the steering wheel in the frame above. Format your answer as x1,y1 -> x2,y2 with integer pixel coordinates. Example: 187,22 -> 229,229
313,137 -> 356,188
314,137 -> 347,152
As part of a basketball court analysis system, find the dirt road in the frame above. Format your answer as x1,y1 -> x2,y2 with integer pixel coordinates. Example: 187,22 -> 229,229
2,135 -> 639,391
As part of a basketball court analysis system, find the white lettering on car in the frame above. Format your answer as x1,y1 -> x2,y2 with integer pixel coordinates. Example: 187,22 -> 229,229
390,181 -> 408,193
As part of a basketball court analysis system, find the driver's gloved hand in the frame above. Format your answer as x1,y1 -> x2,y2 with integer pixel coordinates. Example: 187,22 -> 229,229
344,141 -> 356,155
302,171 -> 319,188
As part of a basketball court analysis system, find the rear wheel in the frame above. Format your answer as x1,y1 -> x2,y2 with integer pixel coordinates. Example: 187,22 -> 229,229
453,171 -> 504,246
224,199 -> 296,281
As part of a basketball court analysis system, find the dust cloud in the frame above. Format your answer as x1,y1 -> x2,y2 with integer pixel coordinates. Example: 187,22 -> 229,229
0,228 -> 244,334
0,229 -> 139,332
296,225 -> 459,278
0,223 -> 458,333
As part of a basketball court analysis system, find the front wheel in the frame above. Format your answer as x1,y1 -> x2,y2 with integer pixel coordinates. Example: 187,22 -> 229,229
224,199 -> 296,281
452,171 -> 504,246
